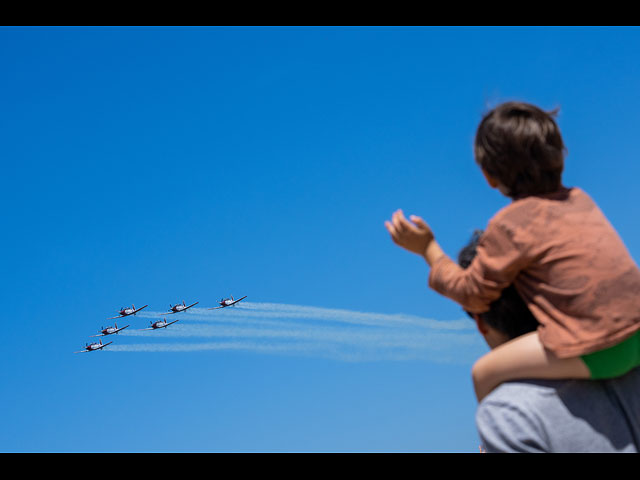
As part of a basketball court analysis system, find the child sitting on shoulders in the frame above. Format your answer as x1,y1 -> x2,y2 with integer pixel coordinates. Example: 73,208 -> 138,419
385,101 -> 640,401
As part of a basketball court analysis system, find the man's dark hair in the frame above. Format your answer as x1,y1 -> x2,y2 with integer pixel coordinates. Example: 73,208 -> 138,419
458,230 -> 539,340
474,101 -> 566,199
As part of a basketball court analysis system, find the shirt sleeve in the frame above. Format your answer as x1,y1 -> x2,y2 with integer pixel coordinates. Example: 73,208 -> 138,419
428,221 -> 531,314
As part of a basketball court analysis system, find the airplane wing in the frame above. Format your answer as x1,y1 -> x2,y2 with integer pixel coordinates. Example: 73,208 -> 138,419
229,296 -> 247,306
114,325 -> 130,333
107,314 -> 125,320
166,319 -> 180,327
98,341 -> 113,349
208,305 -> 225,310
89,333 -> 106,337
185,302 -> 199,309
138,327 -> 156,331
74,349 -> 90,353
134,305 -> 148,313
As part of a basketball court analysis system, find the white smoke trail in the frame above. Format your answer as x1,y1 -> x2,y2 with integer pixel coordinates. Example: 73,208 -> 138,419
111,301 -> 485,363
137,302 -> 472,330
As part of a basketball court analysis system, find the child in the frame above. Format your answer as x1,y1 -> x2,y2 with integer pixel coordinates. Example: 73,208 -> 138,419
385,101 -> 640,402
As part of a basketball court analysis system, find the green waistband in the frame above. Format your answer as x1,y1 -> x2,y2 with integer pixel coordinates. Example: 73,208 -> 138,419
581,329 -> 640,380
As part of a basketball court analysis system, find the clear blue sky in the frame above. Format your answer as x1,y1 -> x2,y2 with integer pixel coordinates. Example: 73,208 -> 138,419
2,26 -> 640,452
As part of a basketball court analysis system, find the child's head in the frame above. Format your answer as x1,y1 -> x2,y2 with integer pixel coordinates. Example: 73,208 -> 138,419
474,101 -> 566,199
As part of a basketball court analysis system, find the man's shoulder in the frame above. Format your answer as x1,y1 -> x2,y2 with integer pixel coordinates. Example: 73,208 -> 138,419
476,369 -> 640,453
476,379 -> 572,420
475,380 -> 559,453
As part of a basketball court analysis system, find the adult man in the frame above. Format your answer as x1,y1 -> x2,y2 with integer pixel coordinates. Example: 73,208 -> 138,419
458,230 -> 640,453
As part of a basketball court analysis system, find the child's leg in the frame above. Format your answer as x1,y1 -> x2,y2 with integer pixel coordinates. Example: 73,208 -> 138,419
472,331 -> 591,402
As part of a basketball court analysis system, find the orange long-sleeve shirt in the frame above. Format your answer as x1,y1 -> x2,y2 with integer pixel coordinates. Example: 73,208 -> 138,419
429,187 -> 640,358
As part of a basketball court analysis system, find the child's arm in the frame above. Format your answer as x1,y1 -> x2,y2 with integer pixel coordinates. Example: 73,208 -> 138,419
384,209 -> 447,267
384,209 -> 505,312
386,210 -> 530,314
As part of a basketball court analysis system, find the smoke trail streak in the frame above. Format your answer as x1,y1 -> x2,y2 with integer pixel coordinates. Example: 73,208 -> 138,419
138,302 -> 472,330
114,301 -> 484,363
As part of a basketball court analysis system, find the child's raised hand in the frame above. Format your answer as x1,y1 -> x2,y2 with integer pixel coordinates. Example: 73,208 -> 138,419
385,209 -> 435,258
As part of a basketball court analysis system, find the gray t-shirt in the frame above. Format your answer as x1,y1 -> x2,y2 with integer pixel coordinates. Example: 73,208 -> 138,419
476,367 -> 640,453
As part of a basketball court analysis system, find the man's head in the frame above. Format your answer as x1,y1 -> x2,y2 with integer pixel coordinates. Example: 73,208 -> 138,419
474,101 -> 566,199
458,230 -> 539,347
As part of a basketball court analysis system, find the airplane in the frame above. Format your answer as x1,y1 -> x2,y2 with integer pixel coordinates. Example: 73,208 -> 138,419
90,323 -> 130,337
74,339 -> 113,353
208,295 -> 247,310
163,300 -> 199,315
108,304 -> 148,320
139,318 -> 180,330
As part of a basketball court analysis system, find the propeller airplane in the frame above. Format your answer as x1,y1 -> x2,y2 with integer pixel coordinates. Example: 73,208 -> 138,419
208,295 -> 247,310
139,318 -> 180,330
164,300 -> 199,315
90,323 -> 130,337
108,304 -> 148,320
74,339 -> 113,353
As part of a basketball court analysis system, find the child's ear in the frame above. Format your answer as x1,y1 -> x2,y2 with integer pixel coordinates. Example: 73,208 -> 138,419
474,314 -> 490,335
481,168 -> 500,189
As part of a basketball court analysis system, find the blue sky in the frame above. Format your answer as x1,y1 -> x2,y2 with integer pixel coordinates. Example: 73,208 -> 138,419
2,26 -> 640,452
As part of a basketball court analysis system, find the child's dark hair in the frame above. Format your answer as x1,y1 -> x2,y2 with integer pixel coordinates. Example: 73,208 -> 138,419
458,230 -> 539,340
474,101 -> 566,199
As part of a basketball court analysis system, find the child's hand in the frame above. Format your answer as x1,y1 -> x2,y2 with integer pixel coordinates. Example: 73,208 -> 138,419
385,209 -> 435,258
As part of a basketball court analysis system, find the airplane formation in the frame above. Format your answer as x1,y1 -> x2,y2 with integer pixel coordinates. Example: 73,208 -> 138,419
75,295 -> 247,353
